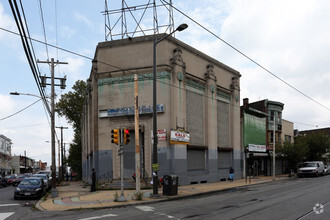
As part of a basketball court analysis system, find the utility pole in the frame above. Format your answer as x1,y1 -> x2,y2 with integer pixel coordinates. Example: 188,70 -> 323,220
56,126 -> 68,181
273,118 -> 276,181
134,74 -> 140,191
37,58 -> 67,198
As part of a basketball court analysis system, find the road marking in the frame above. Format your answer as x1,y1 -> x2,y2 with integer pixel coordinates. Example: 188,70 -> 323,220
0,212 -> 15,220
136,205 -> 155,212
0,204 -> 19,207
79,214 -> 118,220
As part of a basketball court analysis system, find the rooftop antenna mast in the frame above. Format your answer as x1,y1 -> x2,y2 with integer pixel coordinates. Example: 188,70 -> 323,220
103,0 -> 174,41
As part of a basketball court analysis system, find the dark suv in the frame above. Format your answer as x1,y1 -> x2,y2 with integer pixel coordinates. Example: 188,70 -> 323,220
0,176 -> 7,187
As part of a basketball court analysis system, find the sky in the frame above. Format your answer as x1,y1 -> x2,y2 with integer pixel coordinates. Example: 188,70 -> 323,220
1,0 -> 330,166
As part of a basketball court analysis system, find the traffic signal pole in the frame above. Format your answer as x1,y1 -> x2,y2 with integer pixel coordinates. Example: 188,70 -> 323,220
118,129 -> 127,202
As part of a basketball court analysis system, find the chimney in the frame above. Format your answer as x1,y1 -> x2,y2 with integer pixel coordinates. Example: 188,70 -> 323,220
243,98 -> 249,108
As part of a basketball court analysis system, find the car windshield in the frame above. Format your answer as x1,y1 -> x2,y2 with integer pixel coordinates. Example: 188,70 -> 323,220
20,179 -> 41,186
34,175 -> 47,180
302,163 -> 317,167
17,175 -> 25,178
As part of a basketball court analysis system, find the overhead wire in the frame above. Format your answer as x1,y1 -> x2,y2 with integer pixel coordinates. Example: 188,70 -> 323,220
9,0 -> 63,153
0,99 -> 42,121
9,0 -> 51,116
3,0 -> 329,126
38,0 -> 49,60
161,0 -> 330,111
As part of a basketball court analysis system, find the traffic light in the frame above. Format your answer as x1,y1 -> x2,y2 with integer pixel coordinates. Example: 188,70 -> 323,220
124,129 -> 130,145
111,129 -> 119,145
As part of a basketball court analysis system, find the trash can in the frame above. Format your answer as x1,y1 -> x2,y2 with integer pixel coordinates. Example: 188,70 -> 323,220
163,175 -> 178,196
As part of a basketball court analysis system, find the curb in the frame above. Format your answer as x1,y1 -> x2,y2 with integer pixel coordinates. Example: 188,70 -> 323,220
34,176 -> 293,211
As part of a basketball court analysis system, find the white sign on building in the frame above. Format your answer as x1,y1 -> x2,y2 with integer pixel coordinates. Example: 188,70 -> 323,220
170,129 -> 190,145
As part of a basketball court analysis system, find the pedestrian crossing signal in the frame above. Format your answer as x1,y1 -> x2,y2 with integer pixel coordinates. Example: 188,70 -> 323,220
124,129 -> 130,145
111,129 -> 119,145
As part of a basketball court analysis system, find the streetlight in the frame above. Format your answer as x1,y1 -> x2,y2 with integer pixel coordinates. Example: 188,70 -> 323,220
152,23 -> 188,196
10,92 -> 43,99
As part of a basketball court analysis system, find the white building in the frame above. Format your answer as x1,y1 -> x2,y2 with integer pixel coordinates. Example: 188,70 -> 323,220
0,134 -> 12,176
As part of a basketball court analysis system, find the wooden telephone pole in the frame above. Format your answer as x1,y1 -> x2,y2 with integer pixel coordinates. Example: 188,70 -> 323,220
37,58 -> 67,197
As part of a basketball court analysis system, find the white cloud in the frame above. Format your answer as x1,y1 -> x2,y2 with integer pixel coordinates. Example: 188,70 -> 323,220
74,11 -> 93,28
0,3 -> 19,47
60,26 -> 76,39
177,0 -> 330,130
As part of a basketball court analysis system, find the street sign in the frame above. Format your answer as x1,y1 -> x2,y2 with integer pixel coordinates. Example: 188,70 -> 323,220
152,163 -> 159,172
118,149 -> 123,156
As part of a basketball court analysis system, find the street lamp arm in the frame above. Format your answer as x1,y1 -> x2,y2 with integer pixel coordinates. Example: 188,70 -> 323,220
10,91 -> 42,99
155,23 -> 188,45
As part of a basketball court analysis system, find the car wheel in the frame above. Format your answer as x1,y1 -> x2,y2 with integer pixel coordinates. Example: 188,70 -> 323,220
14,196 -> 18,200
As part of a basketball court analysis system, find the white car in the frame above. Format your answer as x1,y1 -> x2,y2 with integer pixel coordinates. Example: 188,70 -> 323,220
298,161 -> 325,177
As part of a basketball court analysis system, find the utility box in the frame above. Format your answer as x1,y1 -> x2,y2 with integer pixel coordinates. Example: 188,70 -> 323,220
163,175 -> 178,196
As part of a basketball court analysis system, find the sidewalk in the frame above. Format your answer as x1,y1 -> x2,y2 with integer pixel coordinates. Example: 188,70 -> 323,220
36,175 -> 290,211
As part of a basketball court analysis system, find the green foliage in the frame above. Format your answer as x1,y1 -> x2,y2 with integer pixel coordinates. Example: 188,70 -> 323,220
133,191 -> 144,200
56,80 -> 87,133
67,133 -> 82,179
303,132 -> 330,161
55,80 -> 87,178
277,141 -> 308,170
279,131 -> 330,171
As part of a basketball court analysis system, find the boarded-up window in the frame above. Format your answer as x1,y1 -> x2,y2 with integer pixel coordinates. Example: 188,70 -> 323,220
218,151 -> 232,168
187,149 -> 206,170
186,88 -> 204,146
217,100 -> 230,148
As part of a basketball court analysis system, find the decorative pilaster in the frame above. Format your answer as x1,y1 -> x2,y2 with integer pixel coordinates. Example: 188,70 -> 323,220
205,64 -> 218,182
230,76 -> 242,176
169,47 -> 187,178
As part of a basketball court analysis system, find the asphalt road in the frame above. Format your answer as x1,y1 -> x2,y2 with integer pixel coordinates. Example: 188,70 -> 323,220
1,175 -> 330,219
0,184 -> 38,219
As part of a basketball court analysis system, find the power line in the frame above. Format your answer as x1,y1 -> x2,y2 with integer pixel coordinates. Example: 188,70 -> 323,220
38,0 -> 49,60
8,0 -> 51,116
161,0 -> 330,111
0,99 -> 42,121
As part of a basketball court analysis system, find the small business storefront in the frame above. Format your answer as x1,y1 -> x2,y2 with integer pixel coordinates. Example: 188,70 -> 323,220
245,144 -> 269,176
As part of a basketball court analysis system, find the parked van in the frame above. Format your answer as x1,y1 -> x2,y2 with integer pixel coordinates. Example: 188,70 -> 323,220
298,161 -> 325,177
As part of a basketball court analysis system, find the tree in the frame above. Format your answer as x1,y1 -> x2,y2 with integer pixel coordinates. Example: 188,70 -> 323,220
277,140 -> 308,173
56,80 -> 87,179
304,132 -> 330,161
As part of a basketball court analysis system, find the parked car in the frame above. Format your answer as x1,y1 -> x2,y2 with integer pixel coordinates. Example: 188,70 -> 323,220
298,161 -> 325,177
33,174 -> 50,190
14,177 -> 45,200
0,176 -> 7,187
5,174 -> 17,185
12,173 -> 31,187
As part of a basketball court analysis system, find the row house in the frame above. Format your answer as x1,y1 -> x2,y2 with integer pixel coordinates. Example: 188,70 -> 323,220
241,98 -> 295,176
0,135 -> 12,176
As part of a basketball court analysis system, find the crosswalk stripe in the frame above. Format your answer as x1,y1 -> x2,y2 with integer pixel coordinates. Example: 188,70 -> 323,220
79,214 -> 118,220
136,205 -> 155,212
0,212 -> 15,220
0,204 -> 19,207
